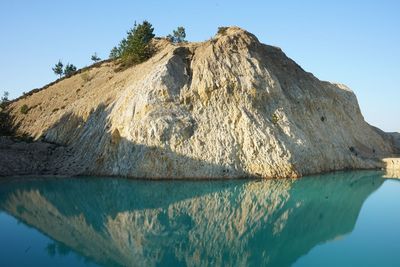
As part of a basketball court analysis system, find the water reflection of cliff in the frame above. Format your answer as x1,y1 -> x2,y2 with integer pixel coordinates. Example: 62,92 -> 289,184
0,171 -> 384,267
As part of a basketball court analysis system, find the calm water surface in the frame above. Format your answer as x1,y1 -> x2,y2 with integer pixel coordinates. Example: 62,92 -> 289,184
0,171 -> 399,267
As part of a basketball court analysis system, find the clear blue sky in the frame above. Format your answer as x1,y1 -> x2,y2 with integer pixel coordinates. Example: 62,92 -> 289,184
0,0 -> 399,132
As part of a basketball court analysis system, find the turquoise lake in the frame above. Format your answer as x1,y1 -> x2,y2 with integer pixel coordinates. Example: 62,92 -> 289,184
0,171 -> 399,267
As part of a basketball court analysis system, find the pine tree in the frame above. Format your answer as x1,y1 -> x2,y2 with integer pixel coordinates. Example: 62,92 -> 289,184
109,20 -> 155,67
172,27 -> 186,43
91,52 -> 101,62
111,38 -> 128,58
121,20 -> 155,66
1,91 -> 9,103
109,47 -> 119,59
167,27 -> 186,43
0,91 -> 9,109
52,60 -> 64,78
64,63 -> 77,77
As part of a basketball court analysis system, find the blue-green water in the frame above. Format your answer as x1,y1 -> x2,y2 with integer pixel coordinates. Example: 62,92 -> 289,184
0,171 -> 399,267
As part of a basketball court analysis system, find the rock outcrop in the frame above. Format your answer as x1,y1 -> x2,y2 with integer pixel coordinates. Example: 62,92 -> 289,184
1,27 -> 398,178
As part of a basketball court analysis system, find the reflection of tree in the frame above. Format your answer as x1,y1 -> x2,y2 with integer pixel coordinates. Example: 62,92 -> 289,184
0,171 -> 384,267
46,243 -> 56,257
46,242 -> 71,257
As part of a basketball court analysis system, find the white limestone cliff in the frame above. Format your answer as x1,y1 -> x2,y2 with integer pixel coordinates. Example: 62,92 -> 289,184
2,27 -> 397,178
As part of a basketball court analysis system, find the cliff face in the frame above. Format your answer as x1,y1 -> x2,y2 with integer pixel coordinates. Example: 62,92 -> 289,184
2,27 -> 396,178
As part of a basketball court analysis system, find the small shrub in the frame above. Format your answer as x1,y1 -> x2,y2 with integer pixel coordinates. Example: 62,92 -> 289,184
64,63 -> 77,77
1,91 -> 9,102
20,104 -> 29,114
0,111 -> 13,136
80,71 -> 92,82
272,113 -> 280,124
217,27 -> 228,35
0,91 -> 9,109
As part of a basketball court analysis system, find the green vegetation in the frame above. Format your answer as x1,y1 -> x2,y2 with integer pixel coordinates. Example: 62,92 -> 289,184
0,91 -> 9,109
80,71 -> 92,82
64,63 -> 77,77
52,61 -> 77,78
109,46 -> 122,59
217,27 -> 228,35
20,104 -> 29,114
109,20 -> 155,68
52,60 -> 64,78
91,53 -> 101,63
272,113 -> 280,124
167,27 -> 186,43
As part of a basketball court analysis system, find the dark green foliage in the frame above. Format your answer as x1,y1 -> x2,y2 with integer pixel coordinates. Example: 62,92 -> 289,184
0,110 -> 13,135
64,63 -> 77,77
167,26 -> 186,43
91,53 -> 101,62
121,21 -> 155,66
217,27 -> 228,35
271,113 -> 280,124
109,37 -> 127,59
109,47 -> 120,59
52,60 -> 77,78
110,21 -> 155,67
0,91 -> 9,109
52,60 -> 64,78
1,91 -> 9,103
20,104 -> 29,114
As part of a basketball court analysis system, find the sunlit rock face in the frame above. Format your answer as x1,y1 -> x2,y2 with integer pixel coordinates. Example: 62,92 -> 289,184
4,27 -> 395,178
0,171 -> 384,266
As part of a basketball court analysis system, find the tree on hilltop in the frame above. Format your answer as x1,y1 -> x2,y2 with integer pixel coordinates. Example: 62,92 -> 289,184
0,91 -> 9,109
52,60 -> 64,78
1,91 -> 9,103
167,27 -> 186,43
109,20 -> 155,67
109,47 -> 119,59
64,63 -> 77,77
91,52 -> 101,63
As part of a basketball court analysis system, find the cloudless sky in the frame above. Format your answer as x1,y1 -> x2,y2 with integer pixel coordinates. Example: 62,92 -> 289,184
0,0 -> 399,131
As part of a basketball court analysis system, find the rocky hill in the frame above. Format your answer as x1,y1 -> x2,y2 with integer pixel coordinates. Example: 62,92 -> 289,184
1,27 -> 398,178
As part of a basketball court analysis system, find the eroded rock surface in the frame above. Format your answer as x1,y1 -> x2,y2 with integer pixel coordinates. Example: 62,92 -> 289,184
1,27 -> 397,178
